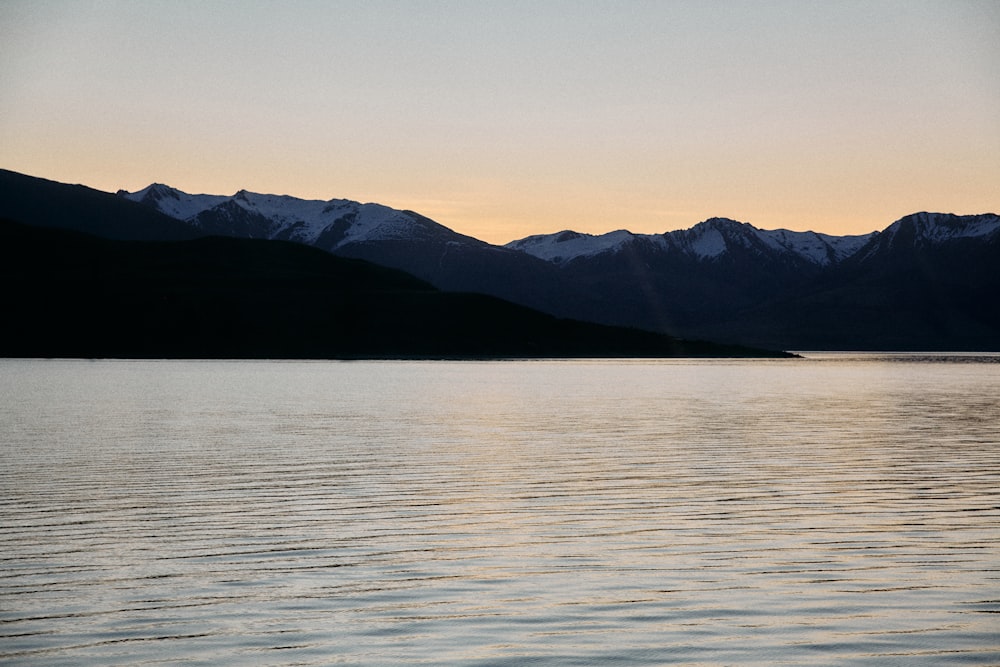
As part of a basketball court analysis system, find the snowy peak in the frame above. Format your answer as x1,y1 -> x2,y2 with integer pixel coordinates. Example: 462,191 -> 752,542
121,185 -> 228,222
509,217 -> 878,266
505,229 -> 639,264
670,218 -> 747,259
752,228 -> 875,265
698,217 -> 747,231
119,185 -> 470,250
670,218 -> 876,265
137,183 -> 180,202
884,212 -> 1000,243
126,183 -> 186,209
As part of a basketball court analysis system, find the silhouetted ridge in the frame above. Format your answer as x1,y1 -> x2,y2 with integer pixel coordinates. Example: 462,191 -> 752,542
0,169 -> 197,241
0,219 -> 783,359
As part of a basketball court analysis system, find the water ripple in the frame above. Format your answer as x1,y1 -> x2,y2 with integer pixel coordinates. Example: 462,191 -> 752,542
1,357 -> 999,665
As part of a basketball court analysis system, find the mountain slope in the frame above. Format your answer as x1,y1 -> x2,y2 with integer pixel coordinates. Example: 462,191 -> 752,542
0,169 -> 199,241
122,183 -> 479,249
0,219 -> 783,358
505,218 -> 870,335
681,213 -> 1000,349
504,213 -> 1000,349
120,182 -> 572,315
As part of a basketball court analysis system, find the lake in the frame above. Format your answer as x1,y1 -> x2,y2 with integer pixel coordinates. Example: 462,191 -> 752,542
1,355 -> 998,665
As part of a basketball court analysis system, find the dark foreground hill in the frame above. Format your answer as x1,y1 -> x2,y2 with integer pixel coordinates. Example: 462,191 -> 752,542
0,220 -> 787,359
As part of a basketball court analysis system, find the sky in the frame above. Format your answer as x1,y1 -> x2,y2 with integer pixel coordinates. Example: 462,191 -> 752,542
2,1 -> 998,244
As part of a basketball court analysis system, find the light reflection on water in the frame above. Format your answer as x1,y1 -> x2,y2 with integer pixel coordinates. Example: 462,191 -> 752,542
1,357 -> 999,665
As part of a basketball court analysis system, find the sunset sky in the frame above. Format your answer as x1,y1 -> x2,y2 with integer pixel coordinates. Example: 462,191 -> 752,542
3,0 -> 997,244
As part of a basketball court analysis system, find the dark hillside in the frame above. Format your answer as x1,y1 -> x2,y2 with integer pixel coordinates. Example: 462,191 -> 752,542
686,229 -> 1000,350
0,169 -> 198,241
0,220 -> 787,358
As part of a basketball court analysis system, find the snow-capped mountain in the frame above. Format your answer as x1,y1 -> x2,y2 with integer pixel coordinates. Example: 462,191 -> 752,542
505,229 -> 642,264
507,217 -> 876,267
852,212 -> 1000,262
885,211 -> 1000,243
668,218 -> 876,264
120,184 -> 483,251
119,182 -> 571,316
503,211 -> 999,350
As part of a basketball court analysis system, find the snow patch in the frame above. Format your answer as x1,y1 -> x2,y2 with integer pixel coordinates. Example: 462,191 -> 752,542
753,228 -> 875,265
505,229 -> 637,263
122,184 -> 227,221
897,212 -> 1000,242
685,227 -> 727,259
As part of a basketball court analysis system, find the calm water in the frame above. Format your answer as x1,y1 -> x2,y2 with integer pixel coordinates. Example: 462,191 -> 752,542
1,356 -> 998,665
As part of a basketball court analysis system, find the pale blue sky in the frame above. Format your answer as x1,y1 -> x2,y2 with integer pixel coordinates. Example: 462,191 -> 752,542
2,0 -> 997,242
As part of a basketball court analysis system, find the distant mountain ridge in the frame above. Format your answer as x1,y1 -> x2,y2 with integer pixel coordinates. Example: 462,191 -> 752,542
506,217 -> 878,267
121,182 -> 489,251
116,179 -> 1000,350
119,181 -> 1000,270
119,182 -> 900,266
2,169 -> 997,350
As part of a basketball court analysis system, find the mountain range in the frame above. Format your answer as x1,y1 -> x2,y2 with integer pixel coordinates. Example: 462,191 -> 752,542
118,177 -> 1000,351
3,168 -> 998,351
506,213 -> 1000,350
0,170 -> 779,359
